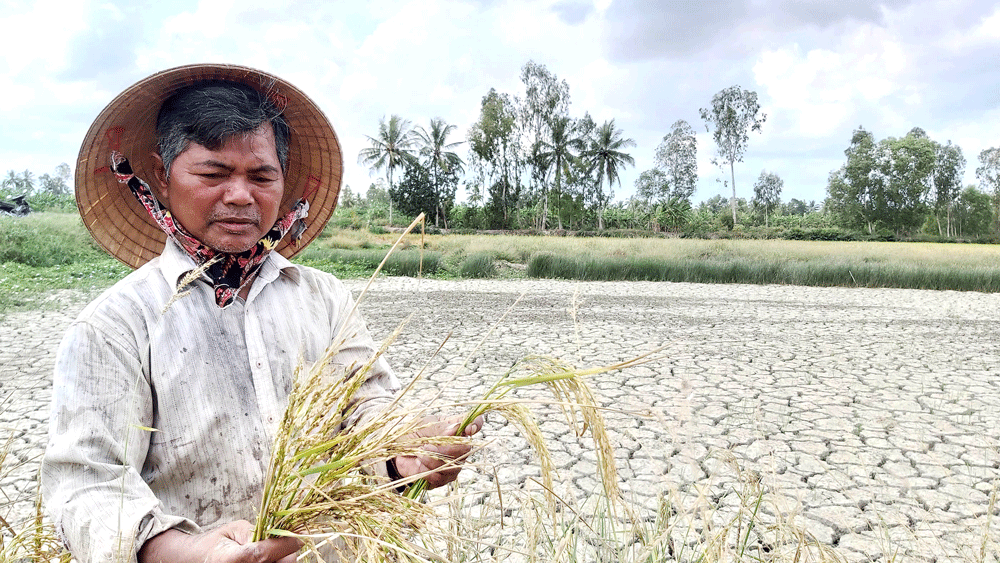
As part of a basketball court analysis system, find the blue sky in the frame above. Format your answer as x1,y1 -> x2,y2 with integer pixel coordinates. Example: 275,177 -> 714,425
1,0 -> 998,206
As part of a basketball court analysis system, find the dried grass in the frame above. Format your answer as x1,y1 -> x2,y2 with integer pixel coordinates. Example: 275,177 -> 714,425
1,420 -> 66,563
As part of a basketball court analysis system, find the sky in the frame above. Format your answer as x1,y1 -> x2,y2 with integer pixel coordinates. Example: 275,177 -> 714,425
1,0 -> 998,207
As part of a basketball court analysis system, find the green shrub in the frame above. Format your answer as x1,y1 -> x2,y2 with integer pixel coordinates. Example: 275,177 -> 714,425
719,211 -> 734,231
459,252 -> 496,278
25,193 -> 77,213
329,211 -> 364,230
296,247 -> 441,276
0,214 -> 109,267
526,251 -> 1000,292
784,227 -> 856,242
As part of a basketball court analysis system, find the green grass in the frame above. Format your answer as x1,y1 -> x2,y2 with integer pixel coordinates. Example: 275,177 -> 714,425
296,247 -> 443,277
526,251 -> 1000,291
4,215 -> 1000,318
0,213 -> 108,267
458,252 -> 497,278
324,228 -> 1000,290
0,259 -> 129,313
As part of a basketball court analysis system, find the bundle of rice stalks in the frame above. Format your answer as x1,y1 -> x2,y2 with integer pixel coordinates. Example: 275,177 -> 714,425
250,212 -> 655,560
251,341 -> 654,560
250,323 -> 465,561
251,214 -> 473,560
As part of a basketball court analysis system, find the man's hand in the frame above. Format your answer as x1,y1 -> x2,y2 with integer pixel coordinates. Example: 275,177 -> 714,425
392,415 -> 484,490
138,521 -> 301,563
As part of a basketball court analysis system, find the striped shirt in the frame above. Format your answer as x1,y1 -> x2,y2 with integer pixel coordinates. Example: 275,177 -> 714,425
41,239 -> 399,563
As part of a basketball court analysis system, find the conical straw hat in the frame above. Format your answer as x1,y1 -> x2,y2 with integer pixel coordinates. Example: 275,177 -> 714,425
75,63 -> 342,269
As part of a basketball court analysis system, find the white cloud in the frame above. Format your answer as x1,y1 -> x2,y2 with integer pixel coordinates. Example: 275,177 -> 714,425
0,0 -> 89,76
752,28 -> 912,140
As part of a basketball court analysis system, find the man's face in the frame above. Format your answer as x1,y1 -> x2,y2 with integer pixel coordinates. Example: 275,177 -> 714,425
154,124 -> 285,254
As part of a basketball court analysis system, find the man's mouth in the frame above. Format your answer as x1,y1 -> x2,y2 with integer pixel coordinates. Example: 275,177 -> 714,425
214,218 -> 257,232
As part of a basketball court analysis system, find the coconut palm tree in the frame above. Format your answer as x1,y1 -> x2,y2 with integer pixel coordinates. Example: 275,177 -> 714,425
538,116 -> 585,230
415,118 -> 465,228
358,115 -> 418,225
581,119 -> 635,229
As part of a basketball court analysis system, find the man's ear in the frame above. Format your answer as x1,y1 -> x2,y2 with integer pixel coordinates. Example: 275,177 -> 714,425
150,153 -> 170,204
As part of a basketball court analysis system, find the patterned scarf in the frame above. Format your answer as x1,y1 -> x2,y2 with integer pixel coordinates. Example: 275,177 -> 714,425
110,152 -> 310,308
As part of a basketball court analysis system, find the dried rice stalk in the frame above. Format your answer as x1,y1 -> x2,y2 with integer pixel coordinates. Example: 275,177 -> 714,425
405,351 -> 658,514
250,316 -> 460,560
250,214 -> 462,559
0,476 -> 68,562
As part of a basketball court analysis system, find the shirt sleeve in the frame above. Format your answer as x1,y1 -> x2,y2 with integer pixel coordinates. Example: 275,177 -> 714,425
41,318 -> 198,563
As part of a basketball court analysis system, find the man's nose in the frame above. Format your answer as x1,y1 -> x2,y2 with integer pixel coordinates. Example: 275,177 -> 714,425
222,177 -> 254,205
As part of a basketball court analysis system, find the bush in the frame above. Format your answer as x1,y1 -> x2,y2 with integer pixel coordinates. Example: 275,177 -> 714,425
296,247 -> 441,276
450,204 -> 488,230
459,252 -> 496,278
719,211 -> 734,231
26,192 -> 77,213
783,227 -> 855,242
526,250 -> 1000,292
0,213 -> 109,267
865,230 -> 898,242
329,211 -> 364,230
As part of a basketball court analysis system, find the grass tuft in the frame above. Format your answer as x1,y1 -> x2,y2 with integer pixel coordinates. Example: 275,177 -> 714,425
458,252 -> 497,278
297,247 -> 442,277
526,251 -> 1000,292
1,402 -> 68,562
0,213 -> 108,267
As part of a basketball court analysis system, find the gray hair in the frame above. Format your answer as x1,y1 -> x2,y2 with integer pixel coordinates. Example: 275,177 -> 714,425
155,80 -> 290,178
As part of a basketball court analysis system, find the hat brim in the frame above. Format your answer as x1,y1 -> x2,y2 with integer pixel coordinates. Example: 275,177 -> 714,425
76,63 -> 341,269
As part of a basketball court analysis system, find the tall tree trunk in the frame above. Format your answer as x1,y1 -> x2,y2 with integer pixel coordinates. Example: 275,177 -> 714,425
730,162 -> 737,226
388,169 -> 394,226
542,189 -> 549,231
597,179 -> 605,230
947,202 -> 953,237
555,169 -> 563,230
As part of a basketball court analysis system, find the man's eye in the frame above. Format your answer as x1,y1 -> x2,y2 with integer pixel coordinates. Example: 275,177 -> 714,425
199,173 -> 225,179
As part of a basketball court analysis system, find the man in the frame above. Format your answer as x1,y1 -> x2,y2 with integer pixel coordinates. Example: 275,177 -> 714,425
42,64 -> 480,563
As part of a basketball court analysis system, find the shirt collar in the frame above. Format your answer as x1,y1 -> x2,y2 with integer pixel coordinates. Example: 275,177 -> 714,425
159,238 -> 302,295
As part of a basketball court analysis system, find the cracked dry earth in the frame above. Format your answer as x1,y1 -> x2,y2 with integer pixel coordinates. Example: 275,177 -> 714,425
2,278 -> 999,562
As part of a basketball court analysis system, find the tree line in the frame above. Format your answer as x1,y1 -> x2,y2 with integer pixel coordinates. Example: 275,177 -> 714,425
355,61 -> 642,231
351,59 -> 1000,240
0,164 -> 77,213
6,60 -> 1000,240
352,61 -> 794,234
825,126 -> 1000,238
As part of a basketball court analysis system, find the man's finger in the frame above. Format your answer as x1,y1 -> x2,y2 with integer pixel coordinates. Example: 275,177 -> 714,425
249,537 -> 302,563
218,520 -> 255,544
462,415 -> 485,436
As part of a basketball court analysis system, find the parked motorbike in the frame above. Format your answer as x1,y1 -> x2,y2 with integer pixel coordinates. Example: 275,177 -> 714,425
0,195 -> 30,216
